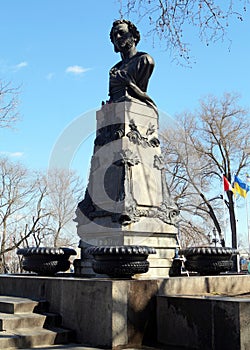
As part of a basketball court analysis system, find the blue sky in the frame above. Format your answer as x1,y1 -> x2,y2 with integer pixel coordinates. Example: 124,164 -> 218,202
0,1 -> 250,246
1,0 -> 249,173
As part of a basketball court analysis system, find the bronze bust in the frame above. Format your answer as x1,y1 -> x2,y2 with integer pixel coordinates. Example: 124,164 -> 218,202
109,20 -> 156,109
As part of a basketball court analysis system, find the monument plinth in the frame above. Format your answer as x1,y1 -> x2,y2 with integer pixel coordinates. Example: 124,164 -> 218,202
75,100 -> 179,277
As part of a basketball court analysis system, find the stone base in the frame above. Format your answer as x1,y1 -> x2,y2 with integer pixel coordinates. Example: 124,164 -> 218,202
75,101 -> 180,279
0,275 -> 250,349
0,275 -> 159,349
157,294 -> 250,350
74,259 -> 96,277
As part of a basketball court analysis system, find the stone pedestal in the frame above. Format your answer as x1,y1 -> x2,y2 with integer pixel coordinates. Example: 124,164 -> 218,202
75,101 -> 180,277
157,295 -> 250,350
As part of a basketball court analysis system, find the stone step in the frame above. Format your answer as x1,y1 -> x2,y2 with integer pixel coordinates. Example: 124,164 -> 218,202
0,295 -> 75,349
0,312 -> 46,331
12,345 -> 174,350
1,346 -> 87,350
0,326 -> 73,349
0,331 -> 19,349
0,296 -> 47,314
20,345 -> 104,350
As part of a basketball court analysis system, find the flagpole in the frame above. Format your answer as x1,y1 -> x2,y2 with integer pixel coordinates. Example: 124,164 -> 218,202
246,197 -> 250,254
222,174 -> 227,244
246,174 -> 250,255
234,194 -> 238,249
234,193 -> 241,272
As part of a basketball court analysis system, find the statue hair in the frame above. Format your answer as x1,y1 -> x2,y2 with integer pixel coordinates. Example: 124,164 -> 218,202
110,19 -> 140,52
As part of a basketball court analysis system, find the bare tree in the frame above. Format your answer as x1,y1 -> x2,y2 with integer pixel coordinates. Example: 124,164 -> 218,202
0,158 -> 47,271
162,92 -> 250,248
162,114 -> 221,246
0,157 -> 83,272
0,80 -> 20,128
39,169 -> 84,248
4,182 -> 50,273
118,0 -> 249,64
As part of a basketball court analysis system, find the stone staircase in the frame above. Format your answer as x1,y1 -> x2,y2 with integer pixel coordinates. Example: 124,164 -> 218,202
0,295 -> 75,349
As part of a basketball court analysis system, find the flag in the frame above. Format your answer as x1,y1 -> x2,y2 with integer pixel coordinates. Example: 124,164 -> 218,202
223,175 -> 234,192
233,175 -> 250,198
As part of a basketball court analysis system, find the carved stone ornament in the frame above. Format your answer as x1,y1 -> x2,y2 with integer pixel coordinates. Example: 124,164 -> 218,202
77,150 -> 142,226
126,119 -> 160,148
77,151 -> 180,227
153,155 -> 180,225
118,148 -> 140,166
113,149 -> 141,225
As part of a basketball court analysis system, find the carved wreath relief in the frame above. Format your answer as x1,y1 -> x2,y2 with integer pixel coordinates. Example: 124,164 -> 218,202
126,119 -> 160,148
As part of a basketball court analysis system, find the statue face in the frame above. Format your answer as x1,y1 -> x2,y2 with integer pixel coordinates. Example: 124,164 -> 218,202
112,23 -> 135,53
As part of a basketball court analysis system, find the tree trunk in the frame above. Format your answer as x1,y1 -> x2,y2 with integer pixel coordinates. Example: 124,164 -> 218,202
199,193 -> 224,246
227,191 -> 238,272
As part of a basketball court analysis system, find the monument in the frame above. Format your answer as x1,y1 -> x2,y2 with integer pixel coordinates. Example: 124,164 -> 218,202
74,20 -> 180,277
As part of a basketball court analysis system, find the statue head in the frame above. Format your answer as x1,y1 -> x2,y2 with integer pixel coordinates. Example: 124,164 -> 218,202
110,19 -> 140,53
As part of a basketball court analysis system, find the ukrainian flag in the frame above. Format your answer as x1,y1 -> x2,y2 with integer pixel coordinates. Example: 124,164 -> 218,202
233,175 -> 250,198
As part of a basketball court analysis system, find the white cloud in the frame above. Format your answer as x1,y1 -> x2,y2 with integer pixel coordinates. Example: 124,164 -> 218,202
0,60 -> 28,73
65,65 -> 90,75
13,61 -> 28,71
0,151 -> 24,158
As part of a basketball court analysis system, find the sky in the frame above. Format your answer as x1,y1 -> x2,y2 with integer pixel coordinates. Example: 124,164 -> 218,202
0,0 -> 250,247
